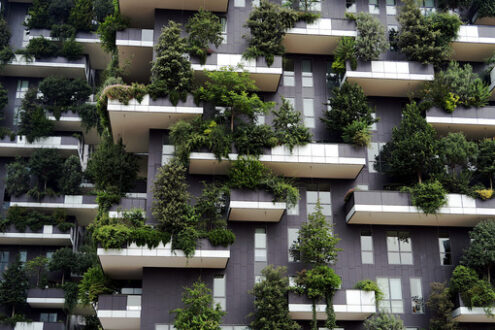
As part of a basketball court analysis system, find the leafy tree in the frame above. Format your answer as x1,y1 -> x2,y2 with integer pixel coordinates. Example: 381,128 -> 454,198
250,266 -> 300,330
376,102 -> 440,184
195,66 -> 273,131
363,313 -> 405,330
195,183 -> 230,230
94,0 -> 114,22
78,265 -> 113,305
233,123 -> 277,156
25,256 -> 49,288
353,12 -> 389,62
59,155 -> 83,195
331,37 -> 357,75
427,282 -> 458,330
474,0 -> 495,19
0,18 -> 11,48
476,139 -> 495,189
173,280 -> 225,330
149,21 -> 192,105
272,98 -> 312,151
243,0 -> 298,66
462,220 -> 495,283
186,9 -> 223,65
342,119 -> 371,147
49,247 -> 77,284
450,264 -> 495,308
97,12 -> 128,53
68,0 -> 94,31
85,132 -> 139,193
5,158 -> 30,197
18,88 -> 54,143
0,258 -> 29,317
29,148 -> 63,195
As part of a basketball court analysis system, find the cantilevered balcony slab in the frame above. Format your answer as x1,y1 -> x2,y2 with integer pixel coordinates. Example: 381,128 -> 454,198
108,94 -> 202,152
228,189 -> 286,222
29,29 -> 111,70
342,60 -> 434,97
426,106 -> 495,138
0,135 -> 80,157
346,191 -> 495,227
48,111 -> 99,145
283,18 -> 356,55
452,25 -> 495,61
452,307 -> 495,322
27,288 -> 94,315
289,290 -> 376,321
1,54 -> 89,79
191,54 -> 282,92
119,0 -> 228,28
98,240 -> 230,279
116,29 -> 154,82
186,144 -> 365,179
0,225 -> 72,246
14,322 -> 65,330
97,294 -> 141,330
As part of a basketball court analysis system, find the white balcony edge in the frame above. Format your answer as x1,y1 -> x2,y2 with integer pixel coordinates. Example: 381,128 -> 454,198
426,116 -> 495,127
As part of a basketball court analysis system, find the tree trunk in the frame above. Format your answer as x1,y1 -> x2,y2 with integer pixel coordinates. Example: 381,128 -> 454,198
11,305 -> 15,318
62,272 -> 65,285
490,175 -> 493,190
417,171 -> 422,184
231,112 -> 234,132
311,299 -> 317,330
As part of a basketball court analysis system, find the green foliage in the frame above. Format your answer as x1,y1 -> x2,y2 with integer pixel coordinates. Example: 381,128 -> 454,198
243,0 -> 298,66
94,0 -> 114,22
86,133 -> 139,193
474,0 -> 495,19
407,180 -> 447,215
29,148 -> 64,196
353,12 -> 389,62
5,158 -> 30,197
3,207 -> 72,233
427,282 -> 458,330
451,265 -> 495,308
0,258 -> 29,317
150,21 -> 192,105
104,83 -> 147,105
97,12 -> 128,53
78,266 -> 113,305
173,281 -> 225,330
207,228 -> 235,247
342,119 -> 371,146
476,139 -> 495,189
49,247 -> 77,283
249,266 -> 300,330
24,256 -> 49,288
0,19 -> 14,66
19,37 -> 58,60
60,37 -> 83,60
272,98 -> 312,151
462,220 -> 495,282
68,0 -> 94,32
50,24 -> 76,40
26,0 -> 73,29
186,9 -> 223,65
18,88 -> 54,142
233,123 -> 277,156
322,82 -> 376,142
63,281 -> 79,312
332,36 -> 356,75
397,0 -> 461,66
354,279 -> 383,304
364,313 -> 405,330
195,183 -> 229,230
59,155 -> 83,195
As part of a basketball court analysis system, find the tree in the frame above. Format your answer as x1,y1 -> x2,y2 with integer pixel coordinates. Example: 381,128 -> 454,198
85,132 -> 139,193
0,83 -> 7,119
78,265 -> 113,305
476,139 -> 495,189
354,12 -> 389,62
29,148 -> 64,195
462,220 -> 495,283
243,1 -> 298,66
186,9 -> 223,65
97,11 -> 128,53
25,256 -> 49,288
59,155 -> 83,195
195,66 -> 273,131
68,0 -> 93,31
0,258 -> 29,317
49,247 -> 77,284
376,102 -> 440,184
173,280 -> 225,330
363,313 -> 405,330
249,266 -> 300,330
272,98 -> 312,151
149,21 -> 192,105
18,88 -> 54,143
427,282 -> 458,330
94,0 -> 114,22
290,202 -> 341,266
5,158 -> 30,197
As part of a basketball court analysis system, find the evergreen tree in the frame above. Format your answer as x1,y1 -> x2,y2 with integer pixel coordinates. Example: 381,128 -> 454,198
354,12 -> 389,62
476,139 -> 495,189
462,220 -> 495,283
59,155 -> 83,195
249,266 -> 300,330
427,282 -> 458,330
186,9 -> 223,65
94,0 -> 114,22
5,158 -> 30,197
18,88 -> 54,143
272,98 -> 312,151
173,280 -> 225,330
0,258 -> 29,317
149,21 -> 192,105
29,148 -> 64,194
25,256 -> 49,288
68,0 -> 94,31
49,247 -> 77,284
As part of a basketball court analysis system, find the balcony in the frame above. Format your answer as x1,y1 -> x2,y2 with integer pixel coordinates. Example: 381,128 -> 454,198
288,290 -> 376,321
228,189 -> 286,222
426,106 -> 495,138
108,197 -> 147,219
191,54 -> 283,92
452,25 -> 495,62
0,224 -> 72,246
452,294 -> 495,323
13,323 -> 65,330
185,143 -> 365,179
472,9 -> 495,26
10,195 -> 98,226
108,94 -> 202,152
27,288 -> 94,315
0,136 -> 80,157
283,18 -> 356,55
119,0 -> 229,28
116,29 -> 154,82
28,29 -> 111,70
97,294 -> 141,330
98,239 -> 230,279
48,111 -> 99,145
345,191 -> 495,227
341,60 -> 434,97
1,54 -> 89,79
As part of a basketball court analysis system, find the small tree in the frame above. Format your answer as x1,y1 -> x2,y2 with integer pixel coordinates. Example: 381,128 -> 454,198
0,258 -> 29,317
186,9 -> 223,65
5,158 -> 30,197
354,12 -> 389,62
25,256 -> 49,288
427,282 -> 458,330
462,220 -> 495,283
173,280 -> 225,330
476,139 -> 495,189
272,98 -> 312,151
49,247 -> 77,284
94,0 -> 114,22
68,0 -> 94,31
0,83 -> 8,117
149,21 -> 192,105
363,313 -> 405,330
18,88 -> 54,143
59,155 -> 83,195
78,265 -> 113,305
29,148 -> 64,195
249,266 -> 300,330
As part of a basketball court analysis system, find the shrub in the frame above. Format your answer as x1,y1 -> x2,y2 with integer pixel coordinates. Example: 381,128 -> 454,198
6,159 -> 30,197
477,189 -> 494,200
408,180 -> 447,215
233,123 -> 277,156
93,224 -> 131,249
78,266 -> 113,305
427,282 -> 457,330
364,313 -> 405,330
18,88 -> 54,142
474,0 -> 495,19
186,9 -> 223,65
195,183 -> 230,230
50,24 -> 76,40
97,12 -> 128,53
68,0 -> 94,32
272,98 -> 312,151
172,224 -> 199,258
229,155 -> 270,190
207,228 -> 235,247
353,12 -> 389,62
104,83 -> 147,105
342,119 -> 371,146
19,37 -> 58,60
450,265 -> 495,309
0,18 -> 11,48
26,0 -> 72,29
60,37 -> 83,60
476,139 -> 495,189
462,220 -> 495,282
58,155 -> 83,195
94,0 -> 114,22
354,279 -> 383,304
63,281 -> 79,312
332,37 -> 356,75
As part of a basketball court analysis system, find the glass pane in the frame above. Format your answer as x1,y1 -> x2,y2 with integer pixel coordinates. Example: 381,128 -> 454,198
285,98 -> 295,107
302,76 -> 313,87
387,236 -> 399,252
424,0 -> 434,7
377,278 -> 389,300
255,249 -> 267,262
0,252 -> 8,263
389,279 -> 402,299
399,238 -> 412,252
19,251 -> 27,263
361,234 -> 373,251
319,192 -> 331,204
410,278 -> 422,297
369,0 -> 378,4
441,253 -> 452,265
302,60 -> 312,73
283,76 -> 295,87
214,276 -> 226,297
439,237 -> 450,254
321,204 -> 332,216
287,201 -> 299,215
303,99 -> 314,116
388,252 -> 401,264
304,117 -> 315,128
283,58 -> 294,72
255,232 -> 266,249
306,203 -> 316,215
40,314 -> 48,322
234,0 -> 245,7
307,191 -> 318,203
361,251 -> 374,264
401,252 -> 413,265
391,300 -> 404,313
378,300 -> 391,313
215,297 -> 226,311
386,0 -> 395,4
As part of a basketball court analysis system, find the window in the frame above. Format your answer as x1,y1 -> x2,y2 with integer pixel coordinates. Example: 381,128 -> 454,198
19,251 -> 27,264
234,0 -> 245,7
438,233 -> 452,265
306,191 -> 332,217
300,0 -> 321,11
213,275 -> 226,311
387,232 -> 413,265
360,231 -> 374,264
46,251 -> 54,260
302,60 -> 313,88
16,80 -> 29,99
418,0 -> 435,14
287,199 -> 299,215
220,18 -> 227,44
346,0 -> 356,13
370,113 -> 377,131
368,142 -> 385,173
410,278 -> 424,314
13,107 -> 20,126
252,0 -> 260,7
0,252 -> 8,273
386,0 -> 396,15
369,0 -> 379,14
40,313 -> 57,322
288,228 -> 299,262
303,99 -> 315,129
377,277 -> 403,313
283,58 -> 295,87
255,228 -> 267,262
255,114 -> 265,125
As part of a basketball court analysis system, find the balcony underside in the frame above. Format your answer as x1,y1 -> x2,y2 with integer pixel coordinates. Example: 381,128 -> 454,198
1,60 -> 87,79
50,117 -> 99,145
283,34 -> 346,55
452,42 -> 495,61
80,41 -> 112,70
289,304 -> 375,321
0,233 -> 72,246
27,297 -> 65,309
228,201 -> 286,222
452,307 -> 495,322
9,202 -> 97,226
117,45 -> 153,83
426,117 -> 495,138
97,310 -> 141,330
474,16 -> 495,26
0,143 -> 79,158
343,76 -> 429,97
